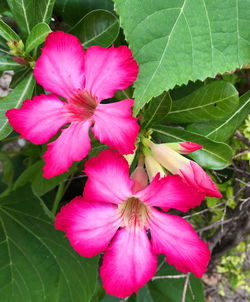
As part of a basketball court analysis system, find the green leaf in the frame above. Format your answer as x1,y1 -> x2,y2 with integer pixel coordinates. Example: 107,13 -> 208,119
167,81 -> 239,123
187,90 -> 250,141
0,153 -> 14,186
0,186 -> 98,301
142,91 -> 172,128
54,0 -> 113,26
0,55 -> 21,71
70,9 -> 120,48
14,161 -> 70,196
25,23 -> 51,53
9,67 -> 30,88
0,35 -> 8,50
0,0 -> 9,13
152,125 -> 233,169
147,266 -> 204,302
0,18 -> 20,41
127,285 -> 154,302
6,0 -> 55,36
0,72 -> 35,140
114,0 -> 250,114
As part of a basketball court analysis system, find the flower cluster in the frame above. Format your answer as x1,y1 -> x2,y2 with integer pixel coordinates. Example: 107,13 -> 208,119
6,31 -> 222,298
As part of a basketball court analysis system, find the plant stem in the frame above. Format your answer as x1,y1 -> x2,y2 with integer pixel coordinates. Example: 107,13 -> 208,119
52,182 -> 65,215
0,48 -> 10,55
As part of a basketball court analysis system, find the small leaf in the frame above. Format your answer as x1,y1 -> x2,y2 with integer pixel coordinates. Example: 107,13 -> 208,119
0,72 -> 35,140
142,91 -> 172,128
167,81 -> 239,123
70,9 -> 119,48
152,125 -> 233,169
0,186 -> 98,302
14,160 -> 70,196
25,23 -> 51,53
187,90 -> 250,141
0,55 -> 22,71
6,0 -> 55,36
0,18 -> 20,41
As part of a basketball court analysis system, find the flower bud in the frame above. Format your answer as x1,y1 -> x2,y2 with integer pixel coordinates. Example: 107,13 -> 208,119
149,142 -> 222,198
7,40 -> 25,56
144,148 -> 165,181
150,142 -> 189,174
13,56 -> 26,65
124,152 -> 136,166
131,166 -> 148,194
166,142 -> 203,154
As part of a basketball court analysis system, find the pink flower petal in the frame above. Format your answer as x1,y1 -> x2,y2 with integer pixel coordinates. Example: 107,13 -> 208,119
34,31 -> 85,99
6,94 -> 69,144
84,46 -> 138,101
55,197 -> 121,257
92,99 -> 139,154
136,174 -> 205,212
180,161 -> 222,198
84,150 -> 133,204
43,121 -> 92,178
149,209 -> 210,278
179,142 -> 203,153
100,228 -> 157,298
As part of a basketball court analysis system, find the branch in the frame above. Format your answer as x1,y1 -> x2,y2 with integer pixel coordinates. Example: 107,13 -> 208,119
181,273 -> 190,302
234,130 -> 250,148
233,149 -> 250,159
152,274 -> 187,281
197,217 -> 238,233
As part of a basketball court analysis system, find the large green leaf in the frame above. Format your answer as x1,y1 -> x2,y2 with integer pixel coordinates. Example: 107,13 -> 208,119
167,81 -> 239,123
152,125 -> 233,169
25,23 -> 51,53
6,0 -> 55,36
0,186 -> 98,301
187,90 -> 250,141
70,9 -> 119,48
0,18 -> 20,41
54,0 -> 113,26
114,0 -> 250,114
142,91 -> 172,128
0,55 -> 21,71
0,72 -> 35,140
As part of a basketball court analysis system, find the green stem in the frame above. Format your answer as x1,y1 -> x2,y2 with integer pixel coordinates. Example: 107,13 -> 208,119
52,182 -> 65,215
62,175 -> 73,196
0,48 -> 10,55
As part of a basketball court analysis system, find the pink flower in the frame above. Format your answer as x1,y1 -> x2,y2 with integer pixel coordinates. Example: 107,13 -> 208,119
55,150 -> 210,298
145,141 -> 222,198
6,31 -> 139,178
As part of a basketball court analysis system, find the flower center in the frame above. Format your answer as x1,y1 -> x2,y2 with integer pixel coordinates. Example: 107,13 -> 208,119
66,90 -> 98,121
118,197 -> 150,229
